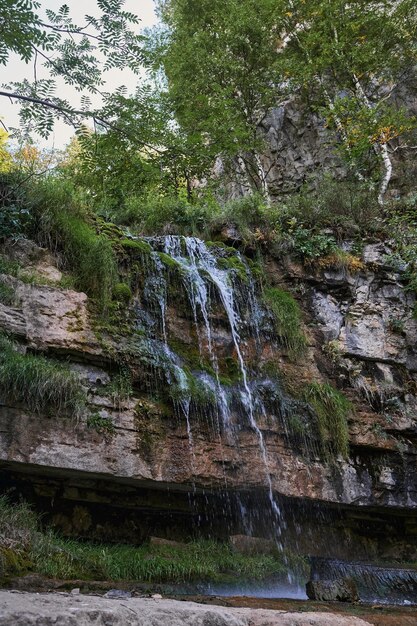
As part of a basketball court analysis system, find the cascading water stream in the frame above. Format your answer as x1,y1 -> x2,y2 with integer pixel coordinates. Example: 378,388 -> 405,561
147,236 -> 284,537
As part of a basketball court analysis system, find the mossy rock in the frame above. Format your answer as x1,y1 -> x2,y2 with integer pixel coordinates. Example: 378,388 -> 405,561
157,252 -> 182,270
120,239 -> 153,255
217,255 -> 248,281
0,547 -> 32,577
113,282 -> 132,303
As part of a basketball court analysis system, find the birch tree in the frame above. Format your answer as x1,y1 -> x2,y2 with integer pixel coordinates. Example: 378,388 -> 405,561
276,0 -> 417,203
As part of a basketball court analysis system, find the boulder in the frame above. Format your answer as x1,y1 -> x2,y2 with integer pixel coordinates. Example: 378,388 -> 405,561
306,578 -> 359,602
229,534 -> 275,556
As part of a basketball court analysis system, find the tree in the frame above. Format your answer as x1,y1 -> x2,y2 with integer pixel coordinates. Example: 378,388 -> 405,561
153,0 -> 281,201
0,0 -> 145,137
271,0 -> 417,203
157,0 -> 417,203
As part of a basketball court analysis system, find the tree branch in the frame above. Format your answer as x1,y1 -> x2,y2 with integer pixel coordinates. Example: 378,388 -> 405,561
0,90 -> 165,155
39,21 -> 101,41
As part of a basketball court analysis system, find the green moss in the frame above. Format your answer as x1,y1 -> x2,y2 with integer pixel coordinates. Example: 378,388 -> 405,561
169,338 -> 215,376
263,287 -> 307,360
157,251 -> 182,270
217,356 -> 242,386
247,258 -> 264,280
0,334 -> 86,418
112,282 -> 132,303
169,369 -> 216,408
303,382 -> 351,460
217,255 -> 248,281
120,238 -> 153,254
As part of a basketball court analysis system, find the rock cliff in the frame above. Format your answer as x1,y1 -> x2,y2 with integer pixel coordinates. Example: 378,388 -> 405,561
0,236 -> 416,559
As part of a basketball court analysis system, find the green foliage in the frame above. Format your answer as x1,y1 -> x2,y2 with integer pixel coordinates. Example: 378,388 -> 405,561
0,255 -> 20,277
263,287 -> 307,360
303,382 -> 351,460
274,0 -> 417,196
207,193 -> 274,241
117,194 -> 218,235
282,177 -> 382,239
0,497 -> 305,583
87,412 -> 115,435
0,172 -> 32,240
33,179 -> 118,311
108,368 -> 133,406
287,226 -> 337,260
169,370 -> 216,408
1,1 -> 144,138
385,197 -> 417,294
0,334 -> 86,418
38,537 -> 298,583
0,279 -> 15,305
154,0 -> 280,184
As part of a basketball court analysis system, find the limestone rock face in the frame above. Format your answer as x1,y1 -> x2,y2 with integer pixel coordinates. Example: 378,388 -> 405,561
0,275 -> 100,357
1,239 -> 417,550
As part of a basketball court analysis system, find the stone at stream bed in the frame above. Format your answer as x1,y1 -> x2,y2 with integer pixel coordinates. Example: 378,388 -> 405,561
306,578 -> 359,602
0,591 -> 374,626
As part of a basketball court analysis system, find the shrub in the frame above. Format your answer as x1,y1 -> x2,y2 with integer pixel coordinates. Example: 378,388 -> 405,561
0,172 -> 32,240
116,193 -> 219,235
31,179 -> 118,311
207,193 -> 278,240
281,175 -> 381,238
314,248 -> 365,273
303,382 -> 351,460
0,334 -> 86,418
87,412 -> 115,434
263,287 -> 307,360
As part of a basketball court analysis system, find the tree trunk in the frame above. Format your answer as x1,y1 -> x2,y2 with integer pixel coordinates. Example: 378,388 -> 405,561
352,75 -> 393,205
252,151 -> 272,205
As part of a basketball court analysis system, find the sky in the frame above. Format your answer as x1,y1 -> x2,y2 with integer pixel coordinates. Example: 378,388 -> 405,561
1,0 -> 158,149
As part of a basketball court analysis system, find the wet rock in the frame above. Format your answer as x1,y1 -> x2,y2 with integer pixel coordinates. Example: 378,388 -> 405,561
229,534 -> 275,556
306,578 -> 359,602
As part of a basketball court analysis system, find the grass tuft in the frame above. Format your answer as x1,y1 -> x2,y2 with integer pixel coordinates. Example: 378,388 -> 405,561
303,382 -> 351,460
263,287 -> 307,360
0,334 -> 86,418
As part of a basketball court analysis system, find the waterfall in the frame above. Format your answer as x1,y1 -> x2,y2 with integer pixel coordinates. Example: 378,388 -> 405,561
132,235 -> 289,542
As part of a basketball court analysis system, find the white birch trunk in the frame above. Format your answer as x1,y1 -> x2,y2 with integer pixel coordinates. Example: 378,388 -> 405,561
353,75 -> 393,204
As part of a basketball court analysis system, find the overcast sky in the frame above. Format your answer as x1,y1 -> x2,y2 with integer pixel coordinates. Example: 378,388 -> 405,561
1,0 -> 158,149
